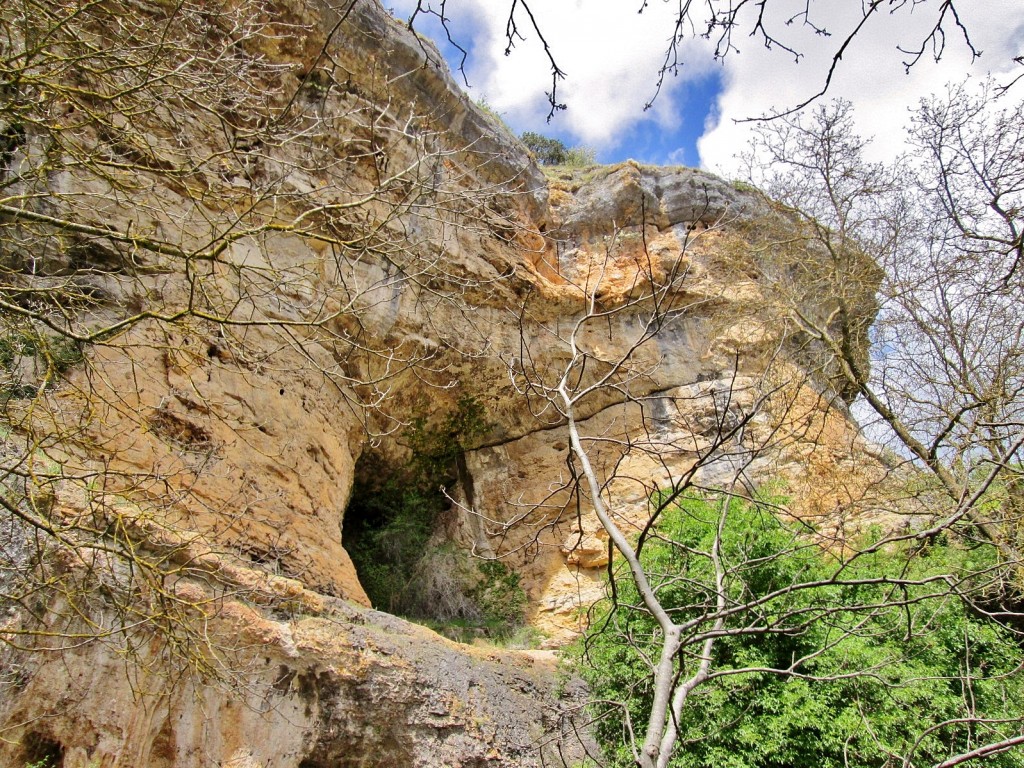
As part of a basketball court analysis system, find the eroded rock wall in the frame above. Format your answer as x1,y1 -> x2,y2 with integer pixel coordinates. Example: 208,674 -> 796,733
0,593 -> 591,767
447,163 -> 881,643
0,0 -> 882,763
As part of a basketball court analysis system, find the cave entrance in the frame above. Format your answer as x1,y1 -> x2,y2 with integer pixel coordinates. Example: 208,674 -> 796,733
341,397 -> 528,642
342,449 -> 449,617
22,732 -> 65,768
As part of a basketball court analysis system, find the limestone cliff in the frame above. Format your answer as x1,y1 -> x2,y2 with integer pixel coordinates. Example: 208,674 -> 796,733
2,588 -> 590,767
0,0 -> 881,765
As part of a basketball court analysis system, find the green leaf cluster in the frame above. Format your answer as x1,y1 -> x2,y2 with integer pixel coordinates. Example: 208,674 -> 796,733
404,394 -> 490,484
579,490 -> 1024,768
0,324 -> 84,401
0,327 -> 83,374
345,477 -> 439,614
469,559 -> 528,630
521,132 -> 596,167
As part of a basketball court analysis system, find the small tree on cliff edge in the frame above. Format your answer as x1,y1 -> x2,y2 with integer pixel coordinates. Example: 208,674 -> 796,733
521,131 -> 569,165
508,84 -> 1024,767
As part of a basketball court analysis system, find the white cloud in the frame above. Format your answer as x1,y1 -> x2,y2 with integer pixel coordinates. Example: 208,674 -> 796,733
697,1 -> 1024,174
393,0 -> 719,152
469,0 -> 723,148
392,1 -> 1023,169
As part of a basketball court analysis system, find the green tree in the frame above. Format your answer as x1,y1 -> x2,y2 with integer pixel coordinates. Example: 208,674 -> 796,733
506,85 -> 1024,768
521,131 -> 570,165
581,489 -> 1024,768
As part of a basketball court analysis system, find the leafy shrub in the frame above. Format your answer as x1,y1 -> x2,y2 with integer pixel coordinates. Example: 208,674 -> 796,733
412,543 -> 481,620
345,478 -> 438,614
563,146 -> 596,167
405,393 -> 490,483
416,549 -> 529,642
469,559 -> 527,630
521,131 -> 568,165
0,326 -> 84,401
521,131 -> 598,167
578,490 -> 1024,768
0,328 -> 83,374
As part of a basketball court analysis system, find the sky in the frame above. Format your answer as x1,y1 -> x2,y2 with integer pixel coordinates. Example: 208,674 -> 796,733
388,0 -> 1023,176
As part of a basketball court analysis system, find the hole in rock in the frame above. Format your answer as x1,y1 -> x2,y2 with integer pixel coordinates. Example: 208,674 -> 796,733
342,450 -> 454,619
22,732 -> 64,767
342,397 -> 528,643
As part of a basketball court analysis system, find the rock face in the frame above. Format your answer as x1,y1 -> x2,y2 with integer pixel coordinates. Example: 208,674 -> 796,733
450,163 -> 879,643
0,0 -> 881,764
1,592 -> 591,768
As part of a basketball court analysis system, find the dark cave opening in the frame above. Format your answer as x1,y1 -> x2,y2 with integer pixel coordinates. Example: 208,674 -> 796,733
341,449 -> 452,617
341,397 -> 527,640
22,732 -> 64,768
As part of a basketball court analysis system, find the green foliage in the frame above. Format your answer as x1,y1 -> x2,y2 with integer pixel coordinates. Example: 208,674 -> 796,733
475,96 -> 507,127
0,327 -> 83,374
563,145 -> 597,167
405,394 -> 490,484
521,131 -> 569,165
520,131 -> 597,167
468,559 -> 528,631
345,477 -> 438,614
19,731 -> 64,768
1,325 -> 84,401
578,490 -> 1024,768
419,553 -> 533,645
731,179 -> 761,195
423,616 -> 541,648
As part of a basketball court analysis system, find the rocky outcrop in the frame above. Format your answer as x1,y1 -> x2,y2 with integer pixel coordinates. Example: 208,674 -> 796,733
1,593 -> 591,767
0,0 -> 882,763
449,163 -> 880,643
